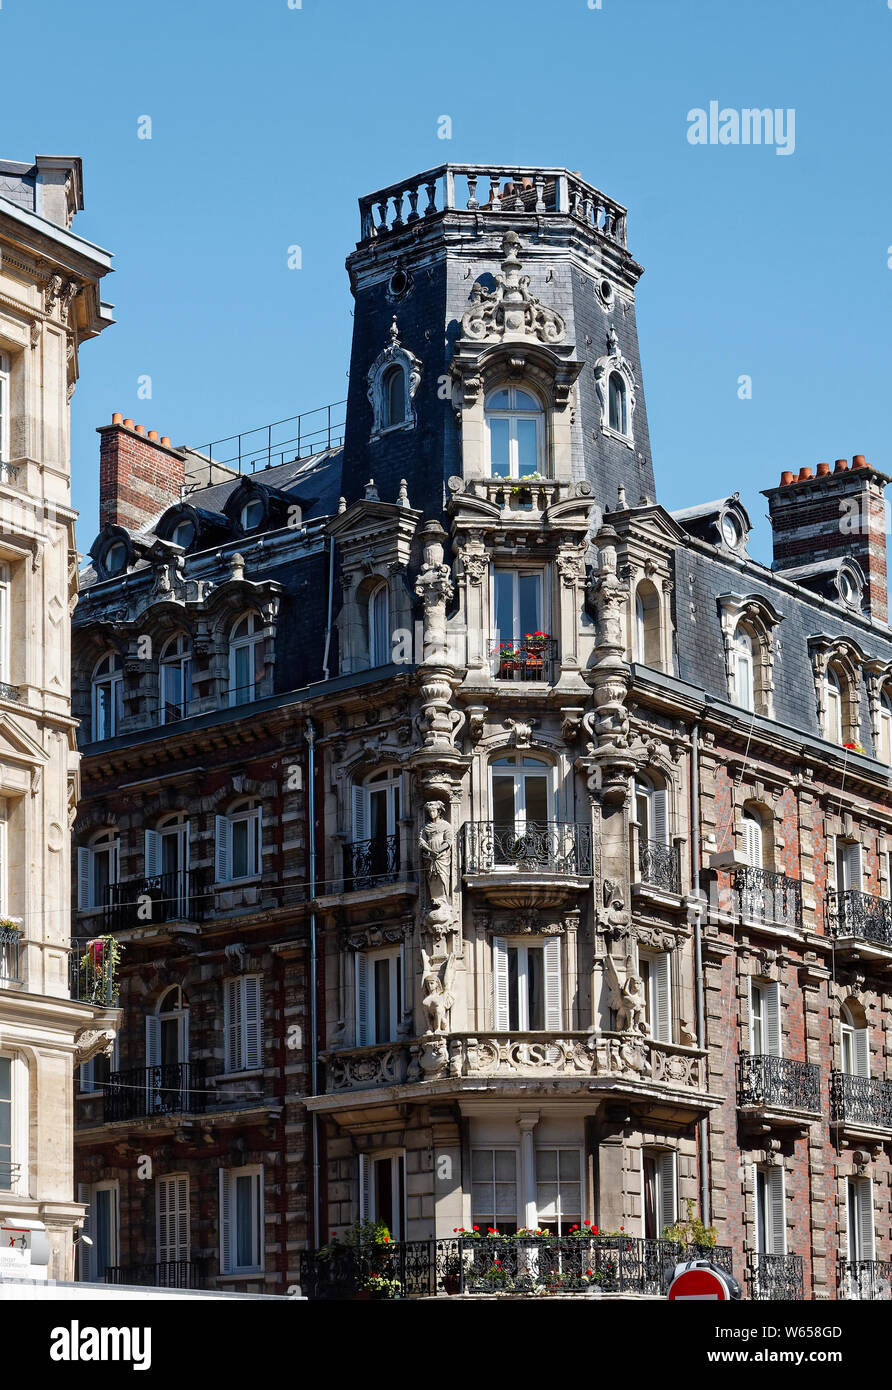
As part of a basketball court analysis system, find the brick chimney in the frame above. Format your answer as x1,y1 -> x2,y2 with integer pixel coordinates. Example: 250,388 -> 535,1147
762,456 -> 891,622
98,413 -> 185,533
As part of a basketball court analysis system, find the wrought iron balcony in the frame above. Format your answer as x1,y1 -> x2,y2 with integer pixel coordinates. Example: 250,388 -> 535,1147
734,866 -> 802,931
737,1055 -> 820,1114
104,868 -> 209,932
103,1063 -> 207,1122
299,1234 -> 731,1300
0,682 -> 20,702
69,938 -> 119,1006
837,1258 -> 892,1300
827,889 -> 892,947
342,834 -> 401,892
493,636 -> 556,682
748,1253 -> 804,1300
105,1260 -> 205,1290
0,924 -> 23,984
0,461 -> 20,486
463,821 -> 593,876
637,839 -> 681,894
830,1071 -> 892,1130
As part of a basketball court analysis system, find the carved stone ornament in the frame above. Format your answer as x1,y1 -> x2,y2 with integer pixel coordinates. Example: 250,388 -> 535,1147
74,1027 -> 117,1065
367,317 -> 421,438
460,231 -> 566,344
421,949 -> 456,1034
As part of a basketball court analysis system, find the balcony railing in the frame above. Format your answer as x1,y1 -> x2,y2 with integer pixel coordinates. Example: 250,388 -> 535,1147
827,890 -> 892,947
638,840 -> 681,894
830,1071 -> 892,1130
0,1161 -> 21,1191
837,1259 -> 892,1300
0,682 -> 20,702
299,1234 -> 731,1300
105,1261 -> 205,1290
69,938 -> 119,1006
104,869 -> 209,933
493,637 -> 556,682
463,821 -> 593,876
103,1063 -> 206,1123
0,925 -> 22,984
342,834 -> 402,892
737,1055 -> 820,1113
0,461 -> 21,486
734,866 -> 803,931
748,1253 -> 804,1301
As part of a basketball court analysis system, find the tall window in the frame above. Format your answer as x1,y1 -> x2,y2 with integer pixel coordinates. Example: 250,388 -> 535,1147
835,838 -> 862,894
878,692 -> 892,765
0,355 -> 8,462
215,801 -> 262,883
633,582 -> 660,667
219,1166 -> 263,1275
157,1174 -> 190,1267
471,1149 -> 518,1234
146,986 -> 189,1072
824,667 -> 844,743
635,777 -> 669,848
608,372 -> 628,435
847,1177 -> 875,1264
91,653 -> 123,740
732,625 -> 755,712
159,634 -> 192,724
356,947 -> 402,1046
0,1055 -> 12,1190
643,1151 -> 677,1238
639,951 -> 672,1042
536,1149 -> 582,1235
223,975 -> 263,1072
494,569 -> 543,650
79,1036 -> 119,1095
77,832 -> 120,913
228,613 -> 265,706
367,581 -> 390,668
382,364 -> 406,429
145,814 -> 190,917
353,770 -> 400,844
742,809 -> 764,869
492,935 -> 561,1031
840,1003 -> 869,1078
359,1152 -> 405,1240
490,754 -> 552,838
0,566 -> 10,686
485,387 -> 543,478
78,1181 -> 119,1281
755,1166 -> 786,1256
750,979 -> 781,1057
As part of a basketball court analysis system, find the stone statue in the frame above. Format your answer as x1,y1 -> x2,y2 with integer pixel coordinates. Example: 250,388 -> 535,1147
604,951 -> 648,1035
420,800 -> 453,902
421,949 -> 456,1034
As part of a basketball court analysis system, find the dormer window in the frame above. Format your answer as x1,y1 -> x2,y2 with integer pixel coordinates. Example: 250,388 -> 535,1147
382,364 -> 406,429
825,667 -> 844,743
836,566 -> 863,611
91,652 -> 123,740
485,387 -> 543,479
721,512 -> 743,548
240,498 -> 264,532
608,373 -> 627,435
103,541 -> 128,577
367,581 -> 390,668
172,520 -> 195,549
367,318 -> 420,438
731,625 -> 755,712
878,691 -> 892,765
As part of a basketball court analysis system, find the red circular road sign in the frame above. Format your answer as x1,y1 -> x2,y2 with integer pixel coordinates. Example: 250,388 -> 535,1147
668,1265 -> 732,1300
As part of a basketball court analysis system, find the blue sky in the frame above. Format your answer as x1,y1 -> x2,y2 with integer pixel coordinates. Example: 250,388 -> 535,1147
2,0 -> 891,559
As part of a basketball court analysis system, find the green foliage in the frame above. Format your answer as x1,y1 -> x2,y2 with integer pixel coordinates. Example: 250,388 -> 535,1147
661,1199 -> 718,1249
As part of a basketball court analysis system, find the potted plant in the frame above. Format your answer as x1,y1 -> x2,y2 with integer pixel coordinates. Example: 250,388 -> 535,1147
356,1271 -> 401,1301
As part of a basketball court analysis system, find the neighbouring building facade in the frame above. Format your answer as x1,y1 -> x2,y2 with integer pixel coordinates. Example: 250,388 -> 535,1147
0,154 -> 117,1280
72,163 -> 892,1300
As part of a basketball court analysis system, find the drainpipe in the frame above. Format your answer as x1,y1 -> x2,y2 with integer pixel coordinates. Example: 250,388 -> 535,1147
321,536 -> 334,682
307,718 -> 320,1244
691,720 -> 710,1224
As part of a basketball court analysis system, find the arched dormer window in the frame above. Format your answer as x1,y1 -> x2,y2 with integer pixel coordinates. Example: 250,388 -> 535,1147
228,613 -> 265,707
732,625 -> 755,712
840,1001 -> 870,1079
825,666 -> 845,744
633,581 -> 661,667
878,690 -> 892,765
485,387 -> 544,479
91,653 -> 123,741
240,498 -> 265,532
367,581 -> 390,668
159,634 -> 192,725
367,318 -> 420,439
382,364 -> 406,429
608,372 -> 627,435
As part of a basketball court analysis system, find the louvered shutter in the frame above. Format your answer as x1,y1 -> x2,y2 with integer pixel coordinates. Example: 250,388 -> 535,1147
253,807 -> 263,878
224,978 -> 241,1073
144,829 -> 162,878
652,952 -> 672,1043
768,1167 -> 786,1255
651,787 -> 669,846
157,1176 -> 170,1262
77,848 -> 91,911
854,1027 -> 870,1079
352,785 -> 367,843
77,1182 -> 92,1281
215,816 -> 230,884
493,937 -> 510,1031
243,976 -> 262,1069
158,1175 -> 189,1264
79,1060 -> 94,1094
856,1179 -> 876,1262
145,1014 -> 161,1066
844,841 -> 863,891
355,953 -> 370,1047
219,1169 -> 233,1273
359,1153 -> 371,1220
742,815 -> 763,868
764,983 -> 782,1058
543,936 -> 562,1030
658,1152 -> 677,1232
175,1174 -> 190,1261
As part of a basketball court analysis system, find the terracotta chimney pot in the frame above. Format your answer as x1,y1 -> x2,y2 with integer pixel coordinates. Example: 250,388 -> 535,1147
780,471 -> 795,485
148,430 -> 159,442
111,412 -> 123,425
853,454 -> 869,469
816,462 -> 831,476
160,436 -> 172,447
123,418 -> 134,429
834,459 -> 848,471
134,424 -> 146,436
798,467 -> 813,481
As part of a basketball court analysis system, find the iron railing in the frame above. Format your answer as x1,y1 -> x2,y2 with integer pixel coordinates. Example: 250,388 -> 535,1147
0,682 -> 20,702
0,1161 -> 20,1191
299,1234 -> 732,1300
830,1071 -> 892,1130
827,890 -> 892,947
0,461 -> 20,485
734,866 -> 803,931
837,1259 -> 892,1300
104,869 -> 208,933
463,820 -> 593,876
69,938 -> 119,1006
638,840 -> 681,894
191,400 -> 346,477
104,1063 -> 207,1123
748,1253 -> 804,1301
105,1261 -> 204,1290
0,925 -> 22,984
737,1055 -> 820,1113
342,834 -> 402,892
493,637 -> 556,682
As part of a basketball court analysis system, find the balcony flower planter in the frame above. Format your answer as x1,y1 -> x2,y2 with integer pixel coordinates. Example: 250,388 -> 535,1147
442,1272 -> 462,1295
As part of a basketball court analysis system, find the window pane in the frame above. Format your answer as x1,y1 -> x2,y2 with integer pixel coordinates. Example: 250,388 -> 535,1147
522,775 -> 549,823
513,390 -> 539,412
527,946 -> 544,1030
235,1175 -> 255,1267
488,390 -> 510,410
494,1151 -> 515,1182
508,948 -> 519,1031
234,645 -> 250,698
517,574 -> 541,637
492,776 -> 515,826
374,957 -> 391,1043
494,572 -> 514,642
489,418 -> 510,477
515,418 -> 538,474
95,1190 -> 112,1277
231,820 -> 249,879
536,1150 -> 557,1182
472,1150 -> 494,1182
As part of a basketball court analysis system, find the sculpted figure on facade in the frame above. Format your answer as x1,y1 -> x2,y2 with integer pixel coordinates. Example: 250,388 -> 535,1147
421,949 -> 456,1034
604,949 -> 648,1035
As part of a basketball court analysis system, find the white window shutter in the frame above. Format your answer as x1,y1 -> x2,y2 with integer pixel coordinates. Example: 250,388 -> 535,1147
254,807 -> 263,876
854,1027 -> 870,1079
159,1174 -> 189,1264
215,815 -> 230,884
355,952 -> 370,1047
144,829 -> 162,878
492,937 -> 510,1031
175,1175 -> 189,1261
219,1169 -> 233,1274
145,1014 -> 161,1067
352,785 -> 367,843
652,952 -> 672,1043
658,1152 -> 677,1232
543,936 -> 562,1030
857,1179 -> 875,1261
358,1153 -> 370,1221
224,978 -> 241,1073
764,983 -> 782,1058
768,1167 -> 786,1255
157,1176 -> 170,1262
244,976 -> 262,1069
742,815 -> 762,869
77,1183 -> 92,1281
77,848 -> 91,911
651,787 -> 669,846
750,981 -> 763,1055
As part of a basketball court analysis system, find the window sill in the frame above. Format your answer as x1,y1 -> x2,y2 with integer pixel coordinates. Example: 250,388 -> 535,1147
601,425 -> 634,449
215,876 -> 262,889
214,1069 -> 263,1083
217,1270 -> 265,1282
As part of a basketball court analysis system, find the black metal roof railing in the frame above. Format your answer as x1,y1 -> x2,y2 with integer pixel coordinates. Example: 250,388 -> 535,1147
189,399 -> 346,476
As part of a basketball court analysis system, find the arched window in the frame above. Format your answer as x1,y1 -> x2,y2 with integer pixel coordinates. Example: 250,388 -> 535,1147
172,519 -> 195,550
145,813 -> 190,919
878,691 -> 892,765
732,625 -> 755,712
145,985 -> 191,1113
840,1002 -> 870,1078
485,387 -> 544,479
742,808 -> 764,869
825,666 -> 844,743
240,498 -> 264,532
103,541 -> 128,577
367,581 -> 390,668
91,653 -> 123,741
159,634 -> 192,725
608,372 -> 628,435
382,364 -> 406,429
634,582 -> 661,667
228,613 -> 265,707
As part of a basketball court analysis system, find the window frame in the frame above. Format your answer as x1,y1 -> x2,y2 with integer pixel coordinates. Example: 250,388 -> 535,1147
91,652 -> 124,741
223,974 -> 263,1073
847,1176 -> 875,1264
754,1164 -> 786,1257
470,1145 -> 520,1234
824,667 -> 845,743
535,1145 -> 584,1236
78,1179 -> 120,1281
77,831 -> 120,913
642,1150 -> 677,1239
484,385 -> 545,480
639,949 -> 672,1043
367,580 -> 390,668
219,1165 -> 264,1275
228,612 -> 265,707
157,1172 -> 190,1267
159,633 -> 193,725
0,354 -> 9,463
359,1149 -> 406,1240
492,567 -> 547,665
215,802 -> 262,884
750,978 -> 781,1058
492,933 -> 562,1032
355,944 -> 403,1047
878,691 -> 892,766
732,624 -> 755,712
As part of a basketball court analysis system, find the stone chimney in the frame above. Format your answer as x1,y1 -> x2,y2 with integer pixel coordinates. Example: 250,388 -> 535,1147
98,413 -> 185,533
762,456 -> 890,622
